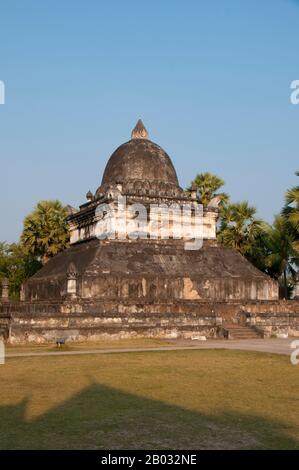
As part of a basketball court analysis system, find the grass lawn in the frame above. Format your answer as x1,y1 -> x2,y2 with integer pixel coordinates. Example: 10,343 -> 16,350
0,349 -> 298,450
5,338 -> 174,354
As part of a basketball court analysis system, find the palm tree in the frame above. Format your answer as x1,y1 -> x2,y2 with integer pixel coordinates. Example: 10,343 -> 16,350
187,172 -> 229,207
218,201 -> 265,256
283,171 -> 299,252
21,200 -> 70,264
264,215 -> 298,299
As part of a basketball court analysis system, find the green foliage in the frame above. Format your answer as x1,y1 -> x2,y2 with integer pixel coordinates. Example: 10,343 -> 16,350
1,199 -> 69,300
0,242 -> 9,274
218,201 -> 266,257
264,216 -> 297,275
282,170 -> 299,252
187,172 -> 229,207
21,200 -> 70,264
0,243 -> 42,299
217,202 -> 298,298
263,216 -> 298,298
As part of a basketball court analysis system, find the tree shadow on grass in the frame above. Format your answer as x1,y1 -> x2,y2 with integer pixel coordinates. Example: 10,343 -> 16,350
0,383 -> 298,450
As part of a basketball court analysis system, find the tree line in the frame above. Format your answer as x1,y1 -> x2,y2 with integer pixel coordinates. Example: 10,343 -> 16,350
0,201 -> 69,299
188,171 -> 299,298
0,173 -> 298,299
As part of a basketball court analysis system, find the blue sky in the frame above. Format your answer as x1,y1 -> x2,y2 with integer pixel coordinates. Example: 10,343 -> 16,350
0,0 -> 298,242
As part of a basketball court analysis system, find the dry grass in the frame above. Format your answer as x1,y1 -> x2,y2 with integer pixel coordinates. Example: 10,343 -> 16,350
6,338 -> 173,354
0,349 -> 298,449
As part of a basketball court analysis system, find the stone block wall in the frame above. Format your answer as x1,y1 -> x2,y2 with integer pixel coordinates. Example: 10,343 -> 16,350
238,301 -> 299,337
1,300 -> 219,344
1,299 -> 299,344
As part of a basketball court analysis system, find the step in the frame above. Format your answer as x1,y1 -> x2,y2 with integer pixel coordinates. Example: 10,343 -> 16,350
230,334 -> 260,339
222,324 -> 262,340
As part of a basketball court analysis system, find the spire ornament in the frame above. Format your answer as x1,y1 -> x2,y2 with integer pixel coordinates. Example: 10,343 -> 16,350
131,119 -> 149,140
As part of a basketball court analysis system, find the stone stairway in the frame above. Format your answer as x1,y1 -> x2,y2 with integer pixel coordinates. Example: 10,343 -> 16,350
222,323 -> 262,340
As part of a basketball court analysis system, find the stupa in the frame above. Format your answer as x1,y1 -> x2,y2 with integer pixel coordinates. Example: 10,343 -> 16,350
5,121 -> 297,345
23,120 -> 278,304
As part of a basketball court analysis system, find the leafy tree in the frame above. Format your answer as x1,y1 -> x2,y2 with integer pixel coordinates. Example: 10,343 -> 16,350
0,200 -> 70,299
0,242 -> 10,278
244,228 -> 272,273
21,200 -> 70,264
218,201 -> 266,256
283,171 -> 299,252
223,214 -> 298,299
0,243 -> 42,299
188,170 -> 299,298
263,216 -> 298,299
187,172 -> 229,207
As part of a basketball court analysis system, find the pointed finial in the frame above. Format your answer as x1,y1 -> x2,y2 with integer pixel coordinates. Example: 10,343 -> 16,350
86,190 -> 94,201
131,119 -> 149,139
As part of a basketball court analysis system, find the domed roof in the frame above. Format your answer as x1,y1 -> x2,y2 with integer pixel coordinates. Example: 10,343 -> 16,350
97,120 -> 181,196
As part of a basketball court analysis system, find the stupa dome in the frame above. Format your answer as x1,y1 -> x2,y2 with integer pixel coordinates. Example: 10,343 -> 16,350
97,120 -> 181,196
